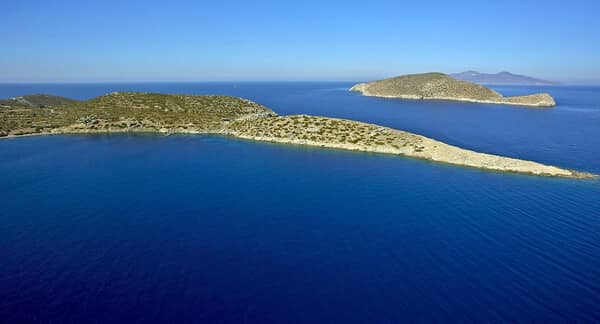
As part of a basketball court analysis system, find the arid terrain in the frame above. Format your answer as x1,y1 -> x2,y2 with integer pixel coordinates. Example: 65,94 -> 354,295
1,92 -> 591,178
351,73 -> 556,107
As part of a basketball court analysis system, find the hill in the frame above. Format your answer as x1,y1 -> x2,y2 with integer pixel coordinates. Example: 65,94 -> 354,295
0,92 -> 274,136
0,94 -> 77,109
350,73 -> 555,107
450,71 -> 556,85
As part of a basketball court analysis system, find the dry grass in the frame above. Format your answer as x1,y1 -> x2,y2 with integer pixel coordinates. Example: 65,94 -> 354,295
227,114 -> 424,151
0,92 -> 273,136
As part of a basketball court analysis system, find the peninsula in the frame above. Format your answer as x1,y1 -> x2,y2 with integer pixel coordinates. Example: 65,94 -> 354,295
350,73 -> 556,107
0,92 -> 592,178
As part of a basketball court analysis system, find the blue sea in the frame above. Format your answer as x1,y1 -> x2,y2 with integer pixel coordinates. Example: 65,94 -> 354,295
1,83 -> 599,322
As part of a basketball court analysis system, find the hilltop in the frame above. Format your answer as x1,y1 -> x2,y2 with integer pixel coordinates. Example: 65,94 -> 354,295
350,73 -> 556,107
0,92 -> 274,137
0,92 -> 591,178
0,94 -> 77,109
450,71 -> 556,85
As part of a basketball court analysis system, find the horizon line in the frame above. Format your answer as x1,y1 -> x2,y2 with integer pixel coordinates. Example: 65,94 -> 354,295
2,80 -> 600,86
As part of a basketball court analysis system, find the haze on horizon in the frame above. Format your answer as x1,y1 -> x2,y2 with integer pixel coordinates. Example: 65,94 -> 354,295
3,0 -> 599,84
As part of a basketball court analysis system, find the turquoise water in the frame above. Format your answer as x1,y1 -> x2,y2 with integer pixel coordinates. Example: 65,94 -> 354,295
1,83 -> 599,322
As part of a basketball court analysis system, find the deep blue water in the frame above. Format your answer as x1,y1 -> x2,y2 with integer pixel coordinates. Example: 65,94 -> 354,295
1,83 -> 599,322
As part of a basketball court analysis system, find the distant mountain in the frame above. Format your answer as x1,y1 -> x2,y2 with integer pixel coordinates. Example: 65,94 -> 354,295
450,71 -> 556,85
0,94 -> 77,109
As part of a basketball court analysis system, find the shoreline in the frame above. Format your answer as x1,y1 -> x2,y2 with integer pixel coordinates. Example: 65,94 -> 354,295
353,91 -> 556,107
228,135 -> 595,180
1,92 -> 592,179
0,128 -> 213,140
349,74 -> 556,107
2,128 -> 595,179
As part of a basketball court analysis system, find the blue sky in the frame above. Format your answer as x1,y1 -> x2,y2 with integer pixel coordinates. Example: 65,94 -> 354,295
2,0 -> 599,83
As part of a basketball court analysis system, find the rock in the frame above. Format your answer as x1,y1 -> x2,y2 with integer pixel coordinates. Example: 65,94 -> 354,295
78,115 -> 99,125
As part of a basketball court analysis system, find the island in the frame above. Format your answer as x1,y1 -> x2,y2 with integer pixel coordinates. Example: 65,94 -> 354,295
450,71 -> 556,86
350,73 -> 556,107
0,92 -> 593,178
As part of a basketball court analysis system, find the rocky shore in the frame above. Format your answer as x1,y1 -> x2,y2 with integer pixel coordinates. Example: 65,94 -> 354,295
350,73 -> 556,107
225,115 -> 592,178
1,92 -> 593,178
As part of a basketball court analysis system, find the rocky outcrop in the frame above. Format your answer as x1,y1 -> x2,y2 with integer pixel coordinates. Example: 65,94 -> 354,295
350,73 -> 556,107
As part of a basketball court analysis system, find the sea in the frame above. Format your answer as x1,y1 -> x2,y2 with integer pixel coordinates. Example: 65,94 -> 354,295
1,82 -> 599,322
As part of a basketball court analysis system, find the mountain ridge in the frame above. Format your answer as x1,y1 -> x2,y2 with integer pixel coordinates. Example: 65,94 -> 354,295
450,71 -> 556,85
0,94 -> 77,109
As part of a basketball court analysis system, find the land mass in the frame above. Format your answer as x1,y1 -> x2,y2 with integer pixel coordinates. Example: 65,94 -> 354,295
350,73 -> 556,107
450,71 -> 556,86
0,94 -> 77,109
0,92 -> 592,178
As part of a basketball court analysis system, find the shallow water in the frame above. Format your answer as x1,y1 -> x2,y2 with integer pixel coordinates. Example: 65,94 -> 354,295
1,83 -> 599,322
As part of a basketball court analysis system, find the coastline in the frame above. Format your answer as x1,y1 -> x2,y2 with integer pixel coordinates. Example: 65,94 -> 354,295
1,92 -> 592,179
228,134 -> 596,179
0,128 -> 212,140
349,75 -> 556,107
2,126 -> 595,179
353,91 -> 556,107
224,115 -> 595,179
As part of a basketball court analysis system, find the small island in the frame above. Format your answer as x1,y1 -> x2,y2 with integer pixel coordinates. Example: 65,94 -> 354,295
350,73 -> 556,107
0,92 -> 592,178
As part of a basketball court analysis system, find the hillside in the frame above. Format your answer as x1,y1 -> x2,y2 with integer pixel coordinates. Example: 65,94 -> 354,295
0,92 -> 274,136
450,71 -> 556,85
350,73 -> 556,107
0,94 -> 77,109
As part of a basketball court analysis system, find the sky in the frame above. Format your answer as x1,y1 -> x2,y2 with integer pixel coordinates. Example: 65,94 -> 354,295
2,0 -> 599,83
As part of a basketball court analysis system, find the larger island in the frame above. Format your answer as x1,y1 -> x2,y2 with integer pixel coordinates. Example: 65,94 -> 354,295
0,92 -> 593,178
351,72 -> 556,107
450,71 -> 556,86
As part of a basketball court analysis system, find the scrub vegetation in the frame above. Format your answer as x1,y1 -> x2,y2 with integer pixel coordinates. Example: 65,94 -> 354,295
0,92 -> 592,178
